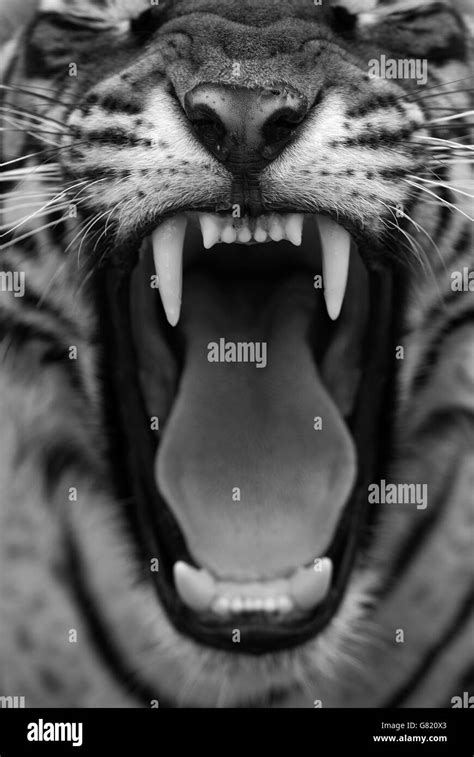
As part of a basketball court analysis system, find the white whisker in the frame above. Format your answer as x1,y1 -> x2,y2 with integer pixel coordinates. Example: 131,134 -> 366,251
403,179 -> 474,221
427,110 -> 474,124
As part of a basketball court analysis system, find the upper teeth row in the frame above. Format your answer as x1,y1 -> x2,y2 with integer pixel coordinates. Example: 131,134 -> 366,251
151,212 -> 351,327
200,212 -> 304,248
174,558 -> 333,616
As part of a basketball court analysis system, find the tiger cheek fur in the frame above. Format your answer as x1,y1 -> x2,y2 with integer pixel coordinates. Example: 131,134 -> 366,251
0,0 -> 472,708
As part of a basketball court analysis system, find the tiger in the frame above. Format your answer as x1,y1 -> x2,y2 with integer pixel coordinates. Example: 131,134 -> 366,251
0,0 -> 472,709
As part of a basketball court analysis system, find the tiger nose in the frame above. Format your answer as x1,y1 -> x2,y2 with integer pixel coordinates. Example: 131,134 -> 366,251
184,84 -> 308,169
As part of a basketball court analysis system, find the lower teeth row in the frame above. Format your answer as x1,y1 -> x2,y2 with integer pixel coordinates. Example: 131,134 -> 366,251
212,595 -> 293,615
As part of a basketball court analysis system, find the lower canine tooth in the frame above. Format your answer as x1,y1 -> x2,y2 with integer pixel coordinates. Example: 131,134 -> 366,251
289,557 -> 333,611
174,561 -> 215,612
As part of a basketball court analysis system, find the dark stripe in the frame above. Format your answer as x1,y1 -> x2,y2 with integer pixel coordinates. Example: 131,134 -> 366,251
0,311 -> 89,399
383,591 -> 474,707
377,456 -> 461,599
0,262 -> 84,339
423,275 -> 471,327
432,187 -> 453,250
66,529 -> 173,708
82,128 -> 144,146
341,127 -> 415,148
346,94 -> 398,120
455,664 -> 474,696
442,226 -> 473,273
413,309 -> 474,393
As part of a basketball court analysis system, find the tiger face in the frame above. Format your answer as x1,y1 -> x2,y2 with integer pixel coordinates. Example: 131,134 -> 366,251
2,0 -> 472,707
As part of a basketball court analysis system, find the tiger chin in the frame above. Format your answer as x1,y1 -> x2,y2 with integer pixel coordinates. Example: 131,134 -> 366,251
0,0 -> 472,709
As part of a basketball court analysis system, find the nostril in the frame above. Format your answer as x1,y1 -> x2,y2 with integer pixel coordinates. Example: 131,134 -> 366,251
184,84 -> 309,167
192,115 -> 225,145
262,107 -> 306,158
184,97 -> 228,152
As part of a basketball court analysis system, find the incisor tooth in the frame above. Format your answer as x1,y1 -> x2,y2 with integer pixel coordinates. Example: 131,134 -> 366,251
212,596 -> 231,615
174,561 -> 216,612
238,227 -> 252,243
276,596 -> 293,613
199,213 -> 221,249
230,596 -> 243,613
221,225 -> 237,244
317,215 -> 350,321
289,557 -> 333,611
268,216 -> 284,242
152,215 -> 187,326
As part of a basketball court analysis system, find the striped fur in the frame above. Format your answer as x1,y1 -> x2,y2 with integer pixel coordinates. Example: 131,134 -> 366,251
0,0 -> 472,707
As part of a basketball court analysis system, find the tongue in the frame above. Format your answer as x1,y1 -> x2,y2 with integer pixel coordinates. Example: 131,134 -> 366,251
156,271 -> 356,580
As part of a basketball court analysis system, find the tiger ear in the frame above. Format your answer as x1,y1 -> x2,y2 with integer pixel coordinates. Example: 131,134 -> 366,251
38,0 -> 168,30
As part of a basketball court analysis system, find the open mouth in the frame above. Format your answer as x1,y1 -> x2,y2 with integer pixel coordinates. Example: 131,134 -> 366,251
99,209 -> 395,654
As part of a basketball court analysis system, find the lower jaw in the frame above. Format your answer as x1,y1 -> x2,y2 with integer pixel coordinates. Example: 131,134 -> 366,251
96,253 -> 396,655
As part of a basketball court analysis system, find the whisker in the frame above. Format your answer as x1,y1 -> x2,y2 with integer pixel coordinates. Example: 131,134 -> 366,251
0,105 -> 70,131
394,86 -> 473,105
0,139 -> 93,167
1,186 -> 91,234
415,135 -> 474,151
0,215 -> 71,249
0,83 -> 75,109
427,110 -> 474,123
0,165 -> 62,180
0,205 -> 72,233
392,75 -> 474,99
407,176 -> 474,199
403,179 -> 474,221
381,200 -> 446,275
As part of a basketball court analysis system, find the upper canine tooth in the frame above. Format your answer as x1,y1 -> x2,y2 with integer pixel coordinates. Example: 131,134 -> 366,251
152,215 -> 187,327
174,561 -> 216,612
289,558 -> 333,611
199,213 -> 221,249
317,215 -> 350,321
285,213 -> 304,246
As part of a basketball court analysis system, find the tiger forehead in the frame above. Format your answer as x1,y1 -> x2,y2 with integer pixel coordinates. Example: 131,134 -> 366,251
165,0 -> 334,26
154,10 -> 346,102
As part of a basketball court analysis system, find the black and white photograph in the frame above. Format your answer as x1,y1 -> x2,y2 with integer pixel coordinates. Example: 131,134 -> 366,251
0,0 -> 472,746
